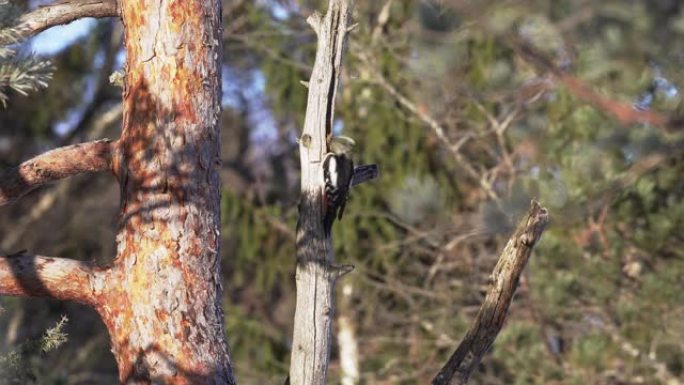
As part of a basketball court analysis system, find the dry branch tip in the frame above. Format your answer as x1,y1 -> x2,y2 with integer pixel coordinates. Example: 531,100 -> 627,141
432,200 -> 550,385
307,12 -> 323,34
330,264 -> 354,280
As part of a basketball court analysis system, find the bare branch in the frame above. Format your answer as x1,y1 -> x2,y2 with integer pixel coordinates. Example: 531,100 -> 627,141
356,50 -> 501,203
227,33 -> 312,72
0,252 -> 97,304
601,315 -> 682,385
433,201 -> 549,385
60,22 -> 123,144
509,39 -> 681,132
2,104 -> 122,249
289,1 -> 355,385
0,139 -> 115,206
14,0 -> 119,39
1,182 -> 68,250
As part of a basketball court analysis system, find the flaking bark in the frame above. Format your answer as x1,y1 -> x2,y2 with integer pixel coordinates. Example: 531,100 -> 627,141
0,1 -> 233,383
93,0 -> 234,383
0,139 -> 114,206
0,252 -> 96,304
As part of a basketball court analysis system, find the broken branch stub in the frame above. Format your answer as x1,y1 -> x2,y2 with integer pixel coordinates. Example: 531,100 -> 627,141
433,201 -> 549,385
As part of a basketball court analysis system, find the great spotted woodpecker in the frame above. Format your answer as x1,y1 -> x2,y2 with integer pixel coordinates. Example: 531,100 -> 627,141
322,136 -> 355,235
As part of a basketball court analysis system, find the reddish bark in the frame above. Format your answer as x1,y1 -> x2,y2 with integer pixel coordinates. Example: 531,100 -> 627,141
84,0 -> 234,383
0,252 -> 96,303
0,139 -> 114,206
0,0 -> 232,383
558,74 -> 668,128
511,40 -> 675,131
16,0 -> 119,39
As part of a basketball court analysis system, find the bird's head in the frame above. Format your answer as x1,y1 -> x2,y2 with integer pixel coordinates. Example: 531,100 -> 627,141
328,135 -> 356,155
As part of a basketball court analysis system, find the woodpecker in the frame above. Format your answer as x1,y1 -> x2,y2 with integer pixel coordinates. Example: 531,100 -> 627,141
323,136 -> 355,235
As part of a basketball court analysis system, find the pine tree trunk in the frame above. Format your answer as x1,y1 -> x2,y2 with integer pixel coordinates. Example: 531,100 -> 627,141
91,1 -> 234,383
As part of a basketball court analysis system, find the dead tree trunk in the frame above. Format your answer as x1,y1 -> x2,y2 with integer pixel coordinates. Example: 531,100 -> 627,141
0,0 -> 235,384
288,1 -> 355,385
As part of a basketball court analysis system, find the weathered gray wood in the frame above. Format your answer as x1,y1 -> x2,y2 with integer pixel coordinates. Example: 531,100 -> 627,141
289,1 -> 355,385
432,201 -> 549,385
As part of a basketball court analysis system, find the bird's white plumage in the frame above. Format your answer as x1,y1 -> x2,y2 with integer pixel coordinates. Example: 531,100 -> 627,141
328,156 -> 338,188
322,151 -> 354,233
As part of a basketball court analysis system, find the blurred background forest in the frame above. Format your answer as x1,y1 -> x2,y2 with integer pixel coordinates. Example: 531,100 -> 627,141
1,0 -> 684,384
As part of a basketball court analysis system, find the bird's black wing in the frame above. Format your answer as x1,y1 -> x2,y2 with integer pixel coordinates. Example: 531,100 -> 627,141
336,156 -> 354,220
